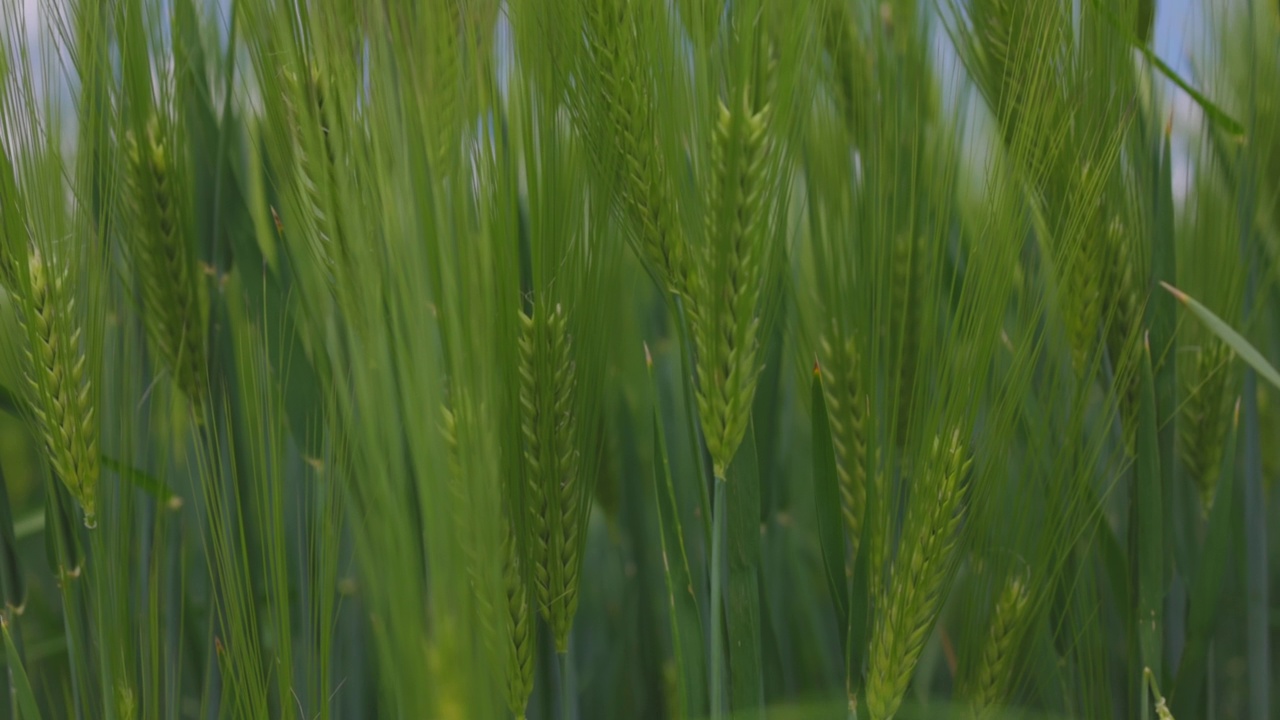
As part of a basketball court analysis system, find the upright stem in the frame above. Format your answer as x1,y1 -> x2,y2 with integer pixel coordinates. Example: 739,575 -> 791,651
558,647 -> 575,720
710,476 -> 727,719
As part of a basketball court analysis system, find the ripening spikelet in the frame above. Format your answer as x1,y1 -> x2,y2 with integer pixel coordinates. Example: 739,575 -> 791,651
427,2 -> 463,173
123,115 -> 207,412
1180,341 -> 1233,516
1103,216 -> 1141,353
966,570 -> 1032,717
689,96 -> 772,478
1103,216 -> 1143,454
19,247 -> 99,527
501,516 -> 535,719
280,63 -> 343,273
581,0 -> 687,294
1063,231 -> 1104,377
865,429 -> 971,720
819,325 -> 869,556
518,302 -> 583,651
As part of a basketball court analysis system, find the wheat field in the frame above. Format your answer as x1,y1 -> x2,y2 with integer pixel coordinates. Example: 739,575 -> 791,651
0,0 -> 1277,718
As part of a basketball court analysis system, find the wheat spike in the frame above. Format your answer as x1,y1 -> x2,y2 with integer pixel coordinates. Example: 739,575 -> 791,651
518,302 -> 583,651
690,96 -> 772,478
1063,232 -> 1104,377
1103,216 -> 1144,455
580,0 -> 687,295
819,326 -> 869,556
966,571 -> 1032,717
279,61 -> 353,277
501,517 -> 535,719
865,429 -> 971,720
1180,341 -> 1233,516
20,246 -> 99,527
123,115 -> 207,412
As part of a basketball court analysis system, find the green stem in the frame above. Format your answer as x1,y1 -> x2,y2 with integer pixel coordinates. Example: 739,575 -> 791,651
710,476 -> 727,719
558,649 -> 575,720
4,608 -> 18,720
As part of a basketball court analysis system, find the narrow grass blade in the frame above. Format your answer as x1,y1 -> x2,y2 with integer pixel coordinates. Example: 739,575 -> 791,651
1,615 -> 42,720
810,364 -> 849,639
101,455 -> 177,504
649,349 -> 709,719
1151,130 -> 1178,499
1160,282 -> 1280,390
1135,336 -> 1164,682
726,423 -> 764,718
1151,131 -> 1181,676
1172,399 -> 1241,713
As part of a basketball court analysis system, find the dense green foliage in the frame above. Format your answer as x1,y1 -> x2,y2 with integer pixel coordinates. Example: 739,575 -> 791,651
0,0 -> 1277,718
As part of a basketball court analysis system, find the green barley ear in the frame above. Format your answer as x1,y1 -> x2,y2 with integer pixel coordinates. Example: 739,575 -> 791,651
819,324 -> 869,556
1180,340 -> 1233,516
501,515 -> 535,719
578,0 -> 687,295
1103,216 -> 1141,354
965,569 -> 1032,717
690,96 -> 773,478
122,114 -> 208,412
518,302 -> 583,651
866,429 -> 971,720
280,62 -> 343,273
18,246 -> 99,527
1063,218 -> 1106,377
1103,216 -> 1144,455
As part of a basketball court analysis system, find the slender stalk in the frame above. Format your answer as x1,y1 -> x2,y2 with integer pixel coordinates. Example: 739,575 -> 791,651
4,606 -> 19,720
558,649 -> 575,720
710,476 -> 727,719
